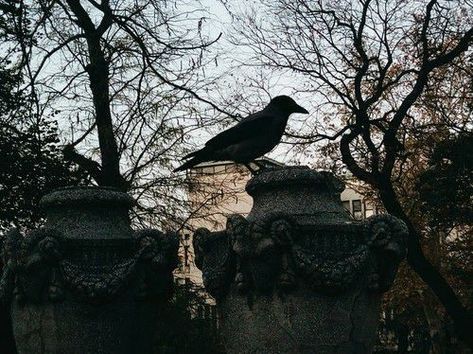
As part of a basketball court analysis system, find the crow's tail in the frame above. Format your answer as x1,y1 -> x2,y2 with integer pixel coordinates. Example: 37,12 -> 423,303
173,156 -> 203,172
182,150 -> 197,160
174,146 -> 217,172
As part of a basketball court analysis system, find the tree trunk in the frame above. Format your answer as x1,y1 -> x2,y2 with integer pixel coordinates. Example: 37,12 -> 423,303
422,290 -> 445,354
377,179 -> 473,350
0,302 -> 16,353
85,35 -> 123,189
64,0 -> 124,190
396,322 -> 409,354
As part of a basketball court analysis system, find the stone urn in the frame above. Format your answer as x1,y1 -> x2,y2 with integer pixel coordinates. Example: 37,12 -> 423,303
194,167 -> 407,354
0,186 -> 178,354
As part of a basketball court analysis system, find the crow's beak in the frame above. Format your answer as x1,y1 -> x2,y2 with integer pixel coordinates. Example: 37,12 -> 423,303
295,105 -> 309,114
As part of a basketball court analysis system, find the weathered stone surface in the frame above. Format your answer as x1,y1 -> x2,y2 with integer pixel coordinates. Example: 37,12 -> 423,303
246,166 -> 346,224
219,285 -> 381,353
1,186 -> 178,354
11,298 -> 160,354
194,166 -> 407,353
40,186 -> 135,240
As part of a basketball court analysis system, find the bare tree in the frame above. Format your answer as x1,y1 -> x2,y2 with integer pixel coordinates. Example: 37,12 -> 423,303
225,0 -> 473,347
0,0 -> 249,229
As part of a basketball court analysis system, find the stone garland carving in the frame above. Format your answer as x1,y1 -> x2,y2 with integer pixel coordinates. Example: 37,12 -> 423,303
0,228 -> 178,304
194,214 -> 408,299
194,229 -> 235,299
134,229 -> 179,300
364,214 -> 408,292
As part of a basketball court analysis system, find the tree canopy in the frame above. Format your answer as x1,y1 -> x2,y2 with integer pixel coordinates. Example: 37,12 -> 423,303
418,133 -> 473,228
0,64 -> 86,231
0,0 -> 240,230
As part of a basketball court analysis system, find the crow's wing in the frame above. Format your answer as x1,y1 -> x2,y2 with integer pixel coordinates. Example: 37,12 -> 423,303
205,111 -> 273,149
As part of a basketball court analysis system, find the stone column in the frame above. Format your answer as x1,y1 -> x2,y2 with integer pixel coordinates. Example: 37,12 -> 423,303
0,186 -> 178,354
194,167 -> 407,354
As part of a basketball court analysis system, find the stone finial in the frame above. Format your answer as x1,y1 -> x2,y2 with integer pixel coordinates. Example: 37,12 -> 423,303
192,167 -> 408,297
192,166 -> 408,354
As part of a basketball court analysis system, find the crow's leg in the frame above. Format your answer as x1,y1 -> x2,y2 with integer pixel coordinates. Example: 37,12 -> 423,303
253,160 -> 273,173
252,160 -> 264,169
243,163 -> 259,175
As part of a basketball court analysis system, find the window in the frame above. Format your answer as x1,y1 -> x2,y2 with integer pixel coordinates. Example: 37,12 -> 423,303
364,201 -> 375,218
352,199 -> 363,220
214,165 -> 225,173
184,245 -> 189,267
203,166 -> 215,174
342,201 -> 350,213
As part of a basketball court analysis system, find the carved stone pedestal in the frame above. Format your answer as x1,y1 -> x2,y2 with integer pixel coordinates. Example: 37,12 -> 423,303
0,187 -> 178,354
194,167 -> 407,353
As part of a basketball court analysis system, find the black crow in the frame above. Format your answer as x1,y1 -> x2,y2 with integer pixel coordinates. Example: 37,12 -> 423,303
174,95 -> 308,173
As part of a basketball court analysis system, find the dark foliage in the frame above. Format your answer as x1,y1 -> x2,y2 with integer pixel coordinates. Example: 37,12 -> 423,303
418,134 -> 473,228
0,66 -> 87,231
0,120 -> 87,230
154,284 -> 223,354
